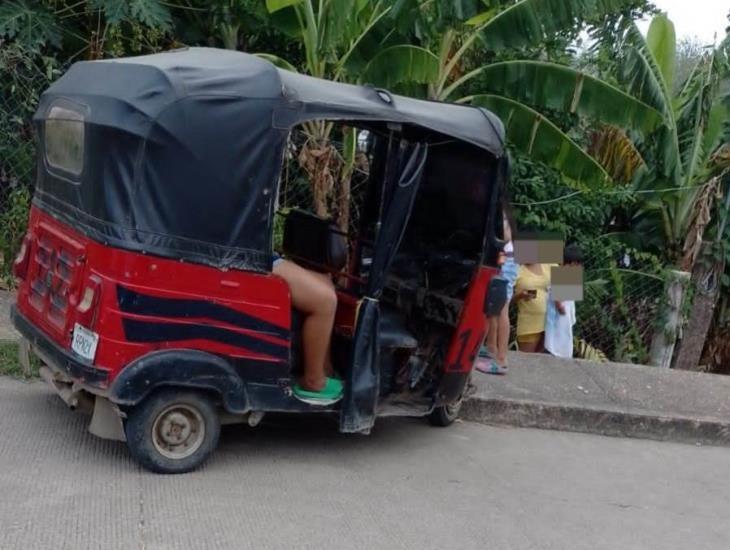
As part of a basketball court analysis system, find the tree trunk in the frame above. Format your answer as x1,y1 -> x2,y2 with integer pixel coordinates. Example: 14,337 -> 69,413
299,139 -> 336,218
649,270 -> 690,368
673,249 -> 724,370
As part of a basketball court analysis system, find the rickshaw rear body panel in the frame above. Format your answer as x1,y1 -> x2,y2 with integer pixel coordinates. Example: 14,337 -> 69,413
15,207 -> 294,399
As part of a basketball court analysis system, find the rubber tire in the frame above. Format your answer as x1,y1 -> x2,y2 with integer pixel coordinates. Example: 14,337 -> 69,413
428,399 -> 463,427
124,389 -> 221,474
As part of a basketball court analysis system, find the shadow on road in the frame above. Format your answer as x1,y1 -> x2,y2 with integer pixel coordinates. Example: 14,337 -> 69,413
22,385 -> 432,472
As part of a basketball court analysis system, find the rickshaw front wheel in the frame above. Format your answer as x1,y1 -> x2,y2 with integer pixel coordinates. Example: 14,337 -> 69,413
428,399 -> 463,427
124,389 -> 221,474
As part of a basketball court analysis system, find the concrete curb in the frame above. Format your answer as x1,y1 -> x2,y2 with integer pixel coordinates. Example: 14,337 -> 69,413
461,396 -> 730,447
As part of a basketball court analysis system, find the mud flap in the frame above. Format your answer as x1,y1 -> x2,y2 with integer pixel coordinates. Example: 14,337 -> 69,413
89,397 -> 126,442
340,299 -> 380,434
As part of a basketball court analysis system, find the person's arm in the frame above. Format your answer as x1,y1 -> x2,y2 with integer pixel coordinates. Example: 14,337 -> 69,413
555,300 -> 566,315
514,289 -> 535,302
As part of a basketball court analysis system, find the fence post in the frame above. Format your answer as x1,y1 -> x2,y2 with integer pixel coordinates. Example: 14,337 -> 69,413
17,337 -> 34,378
649,269 -> 691,368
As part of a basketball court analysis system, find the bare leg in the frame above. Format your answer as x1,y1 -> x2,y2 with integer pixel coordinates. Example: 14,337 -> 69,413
536,332 -> 545,354
486,315 -> 498,356
518,337 -> 540,353
273,260 -> 337,392
310,270 -> 336,377
496,305 -> 510,365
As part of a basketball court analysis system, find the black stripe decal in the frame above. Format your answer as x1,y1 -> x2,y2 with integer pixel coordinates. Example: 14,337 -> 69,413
117,285 -> 289,339
121,318 -> 289,361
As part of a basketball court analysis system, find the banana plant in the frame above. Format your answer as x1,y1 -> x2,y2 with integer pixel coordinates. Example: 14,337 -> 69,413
261,0 -> 393,218
607,14 -> 730,266
359,0 -> 665,189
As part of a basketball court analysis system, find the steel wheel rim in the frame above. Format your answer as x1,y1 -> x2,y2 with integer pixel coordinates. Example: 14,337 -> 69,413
151,403 -> 206,460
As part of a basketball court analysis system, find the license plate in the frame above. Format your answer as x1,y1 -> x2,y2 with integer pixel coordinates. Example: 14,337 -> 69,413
71,324 -> 99,362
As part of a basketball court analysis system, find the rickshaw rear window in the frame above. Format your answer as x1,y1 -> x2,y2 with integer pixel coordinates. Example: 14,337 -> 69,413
45,105 -> 85,177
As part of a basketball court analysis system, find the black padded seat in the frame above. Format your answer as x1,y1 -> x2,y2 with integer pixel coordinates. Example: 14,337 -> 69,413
379,308 -> 418,349
282,209 -> 347,272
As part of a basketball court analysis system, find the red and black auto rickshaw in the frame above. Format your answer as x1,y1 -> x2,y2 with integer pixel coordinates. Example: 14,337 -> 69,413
11,48 -> 509,473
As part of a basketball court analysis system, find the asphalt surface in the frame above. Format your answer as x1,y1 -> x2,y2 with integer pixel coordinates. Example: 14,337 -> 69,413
2,377 -> 729,550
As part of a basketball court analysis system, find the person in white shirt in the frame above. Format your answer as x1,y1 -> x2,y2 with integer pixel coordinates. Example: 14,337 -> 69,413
544,244 -> 582,358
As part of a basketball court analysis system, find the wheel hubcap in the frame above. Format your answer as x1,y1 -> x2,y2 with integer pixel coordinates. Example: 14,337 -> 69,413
152,404 -> 205,460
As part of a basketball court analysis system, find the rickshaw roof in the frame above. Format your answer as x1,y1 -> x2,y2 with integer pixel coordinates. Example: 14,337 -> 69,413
33,48 -> 506,273
37,47 -> 505,156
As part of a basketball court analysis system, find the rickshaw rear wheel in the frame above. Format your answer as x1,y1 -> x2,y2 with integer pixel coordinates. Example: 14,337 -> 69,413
124,389 -> 221,474
428,399 -> 463,427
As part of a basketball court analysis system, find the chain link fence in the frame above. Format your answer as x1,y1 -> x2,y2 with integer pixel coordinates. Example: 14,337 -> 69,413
501,246 -> 674,365
0,45 -> 59,285
574,247 -> 668,364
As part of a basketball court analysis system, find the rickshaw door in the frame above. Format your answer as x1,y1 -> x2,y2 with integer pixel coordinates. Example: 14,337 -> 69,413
340,143 -> 428,434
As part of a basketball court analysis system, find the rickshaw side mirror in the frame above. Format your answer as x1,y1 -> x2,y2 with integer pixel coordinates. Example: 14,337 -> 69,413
483,277 -> 508,317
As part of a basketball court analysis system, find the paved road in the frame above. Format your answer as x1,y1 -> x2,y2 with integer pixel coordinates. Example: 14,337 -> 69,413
1,377 -> 729,550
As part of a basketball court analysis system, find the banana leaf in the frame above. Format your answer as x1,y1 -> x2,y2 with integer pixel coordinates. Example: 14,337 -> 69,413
467,94 -> 611,189
361,45 -> 440,88
447,61 -> 664,134
479,0 -> 646,51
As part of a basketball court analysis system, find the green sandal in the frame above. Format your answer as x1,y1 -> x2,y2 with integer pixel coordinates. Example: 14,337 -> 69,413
293,377 -> 344,405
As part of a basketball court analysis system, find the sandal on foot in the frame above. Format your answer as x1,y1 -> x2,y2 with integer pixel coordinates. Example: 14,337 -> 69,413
475,358 -> 507,375
478,346 -> 493,360
293,377 -> 344,405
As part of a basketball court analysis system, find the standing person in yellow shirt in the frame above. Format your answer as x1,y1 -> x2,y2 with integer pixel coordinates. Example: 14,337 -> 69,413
513,263 -> 553,352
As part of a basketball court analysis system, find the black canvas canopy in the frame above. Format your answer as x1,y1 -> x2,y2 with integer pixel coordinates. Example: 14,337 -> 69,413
33,47 -> 505,271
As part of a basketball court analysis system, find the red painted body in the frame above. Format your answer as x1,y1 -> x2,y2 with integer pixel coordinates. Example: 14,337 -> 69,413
15,207 -> 295,388
444,266 -> 498,373
16,205 -> 483,401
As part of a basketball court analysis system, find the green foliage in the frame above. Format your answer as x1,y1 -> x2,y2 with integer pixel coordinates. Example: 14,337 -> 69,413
362,46 -> 440,88
0,44 -> 58,288
0,0 -> 175,60
129,0 -> 172,29
88,0 -> 174,30
464,61 -> 663,133
0,341 -> 40,378
605,15 -> 730,265
360,0 -> 661,189
472,95 -> 611,188
0,0 -> 60,50
646,12 -> 675,91
88,0 -> 134,26
479,0 -> 652,51
0,187 -> 32,287
509,151 -> 665,363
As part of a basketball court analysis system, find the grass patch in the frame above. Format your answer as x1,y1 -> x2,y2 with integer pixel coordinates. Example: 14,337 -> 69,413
0,341 -> 40,379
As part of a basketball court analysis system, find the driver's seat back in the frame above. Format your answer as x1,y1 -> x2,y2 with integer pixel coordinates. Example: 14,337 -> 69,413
282,209 -> 347,272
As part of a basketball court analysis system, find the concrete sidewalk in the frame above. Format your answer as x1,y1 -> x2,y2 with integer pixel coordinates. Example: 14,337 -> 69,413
463,352 -> 730,446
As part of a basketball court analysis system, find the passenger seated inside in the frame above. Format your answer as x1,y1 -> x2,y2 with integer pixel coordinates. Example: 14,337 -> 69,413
273,256 -> 342,404
273,209 -> 348,405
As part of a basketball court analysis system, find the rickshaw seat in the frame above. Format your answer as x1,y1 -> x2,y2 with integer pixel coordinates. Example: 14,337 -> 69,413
379,308 -> 417,349
282,209 -> 347,272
